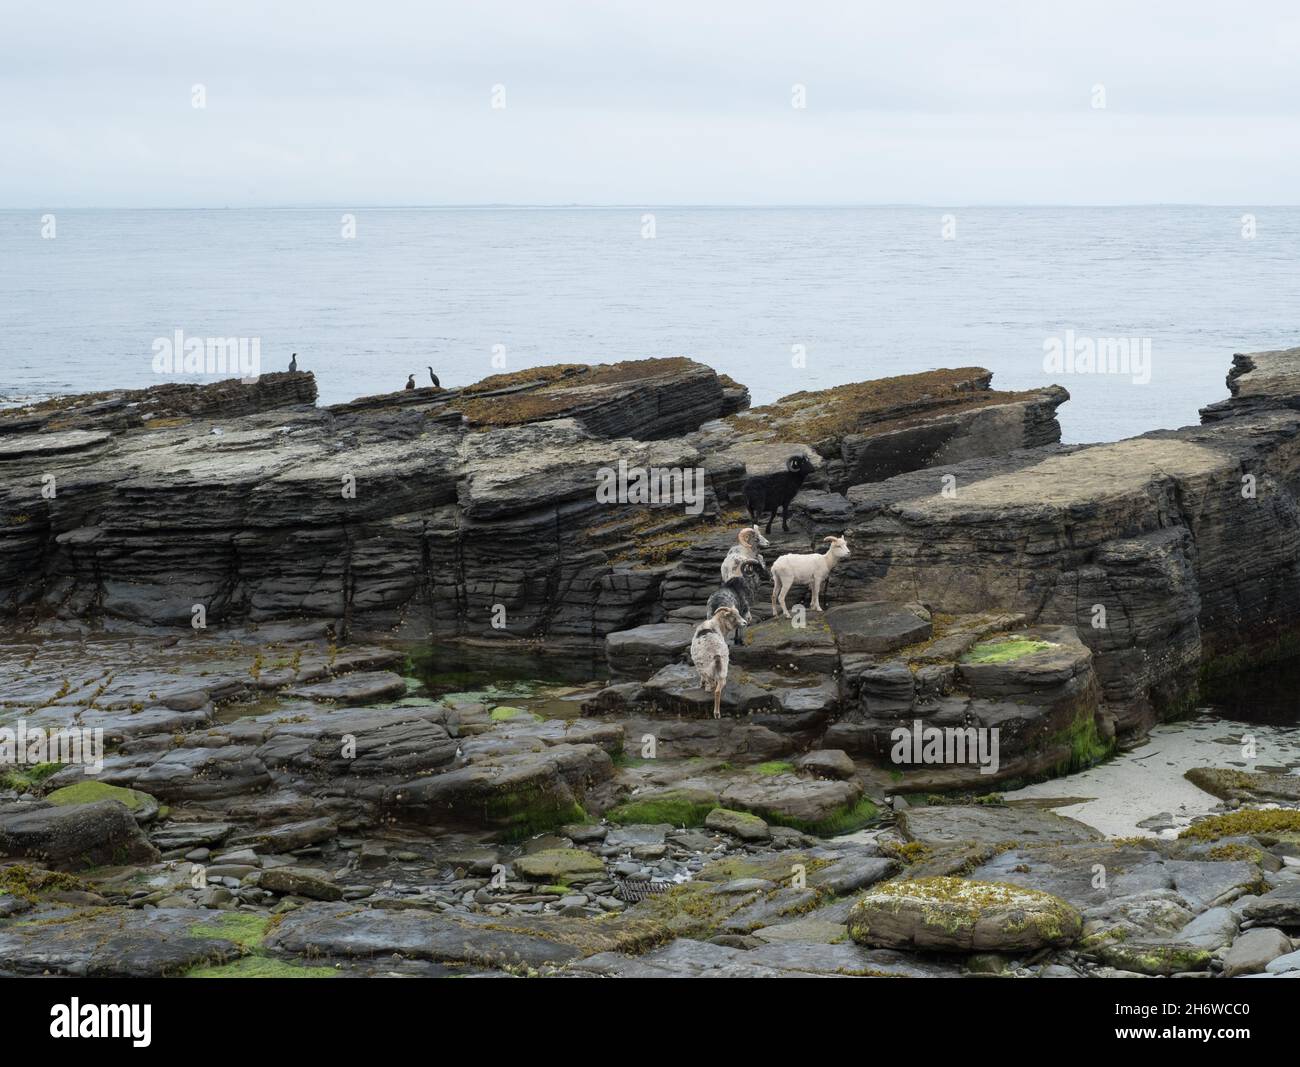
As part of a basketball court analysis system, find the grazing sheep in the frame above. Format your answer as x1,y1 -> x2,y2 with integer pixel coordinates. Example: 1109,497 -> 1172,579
706,560 -> 764,646
742,455 -> 816,535
770,535 -> 850,618
720,524 -> 770,581
690,606 -> 743,718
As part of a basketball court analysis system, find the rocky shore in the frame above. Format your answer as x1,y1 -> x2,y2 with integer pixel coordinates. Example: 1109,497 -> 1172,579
1,349 -> 1298,978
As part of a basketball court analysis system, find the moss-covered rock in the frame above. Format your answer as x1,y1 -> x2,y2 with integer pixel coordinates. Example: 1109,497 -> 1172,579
847,876 -> 1081,952
44,781 -> 160,822
704,808 -> 770,841
514,848 -> 605,884
0,762 -> 61,794
1095,940 -> 1212,976
1185,767 -> 1300,804
604,788 -> 718,828
189,912 -> 276,950
961,637 -> 1055,664
1180,808 -> 1300,843
0,863 -> 91,904
186,957 -> 339,978
489,705 -> 541,723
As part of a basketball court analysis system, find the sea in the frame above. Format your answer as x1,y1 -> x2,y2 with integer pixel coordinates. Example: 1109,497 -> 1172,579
2,205 -> 1298,443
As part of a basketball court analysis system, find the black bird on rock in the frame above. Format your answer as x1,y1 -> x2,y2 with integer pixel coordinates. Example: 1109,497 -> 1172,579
428,366 -> 440,388
405,374 -> 416,390
289,353 -> 297,372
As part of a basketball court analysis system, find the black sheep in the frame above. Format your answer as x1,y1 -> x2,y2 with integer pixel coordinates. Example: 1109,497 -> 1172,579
742,455 -> 815,534
705,560 -> 764,646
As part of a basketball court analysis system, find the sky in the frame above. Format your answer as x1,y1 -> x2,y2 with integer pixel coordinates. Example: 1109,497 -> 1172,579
3,1 -> 1300,207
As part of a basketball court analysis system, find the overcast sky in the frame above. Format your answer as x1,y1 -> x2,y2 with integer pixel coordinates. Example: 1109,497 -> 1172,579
4,1 -> 1300,207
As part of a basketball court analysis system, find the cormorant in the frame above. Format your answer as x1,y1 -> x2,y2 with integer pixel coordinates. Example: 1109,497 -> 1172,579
289,353 -> 297,372
405,374 -> 416,390
427,366 -> 440,388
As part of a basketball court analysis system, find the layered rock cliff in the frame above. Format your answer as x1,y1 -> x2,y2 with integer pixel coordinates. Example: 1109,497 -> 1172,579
0,358 -> 1064,645
5,346 -> 1300,739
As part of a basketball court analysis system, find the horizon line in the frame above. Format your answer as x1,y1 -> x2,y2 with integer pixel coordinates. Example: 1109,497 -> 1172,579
0,201 -> 1294,212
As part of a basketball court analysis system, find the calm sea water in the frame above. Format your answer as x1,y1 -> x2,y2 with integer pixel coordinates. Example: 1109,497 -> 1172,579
2,206 -> 1298,443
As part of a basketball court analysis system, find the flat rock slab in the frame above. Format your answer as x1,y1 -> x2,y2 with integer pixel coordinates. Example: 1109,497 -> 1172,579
731,617 -> 840,673
0,429 -> 112,459
0,906 -> 241,977
808,855 -> 898,895
956,625 -> 1091,698
753,917 -> 846,944
149,822 -> 234,850
283,670 -> 409,704
568,936 -> 964,977
264,902 -> 664,968
605,623 -> 696,677
825,601 -> 932,654
265,904 -> 580,967
898,805 -> 1102,848
746,940 -> 963,978
641,663 -> 778,717
720,775 -> 863,828
970,845 -> 1260,916
132,745 -> 272,801
382,744 -> 613,830
1174,906 -> 1239,951
567,937 -> 811,978
229,816 -> 337,854
848,876 -> 1082,953
1243,881 -> 1300,926
259,866 -> 343,901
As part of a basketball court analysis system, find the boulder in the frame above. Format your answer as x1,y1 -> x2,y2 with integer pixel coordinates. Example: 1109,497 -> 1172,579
704,808 -> 771,842
796,749 -> 857,780
514,848 -> 605,882
848,876 -> 1081,952
0,800 -> 159,870
1243,881 -> 1300,927
259,866 -> 344,901
1223,927 -> 1294,978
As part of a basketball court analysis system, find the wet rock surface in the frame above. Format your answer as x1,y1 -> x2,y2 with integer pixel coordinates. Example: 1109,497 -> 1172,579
2,352 -> 1299,978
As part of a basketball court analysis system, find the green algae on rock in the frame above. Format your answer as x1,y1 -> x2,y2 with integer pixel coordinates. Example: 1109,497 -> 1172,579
605,788 -> 719,828
44,781 -> 159,819
186,957 -> 339,978
961,638 -> 1056,664
1095,940 -> 1213,976
1179,808 -> 1300,842
514,848 -> 605,884
847,876 -> 1081,953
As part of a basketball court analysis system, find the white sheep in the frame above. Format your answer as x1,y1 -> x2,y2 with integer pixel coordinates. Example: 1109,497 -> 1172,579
770,535 -> 850,617
720,525 -> 770,581
690,605 -> 743,718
